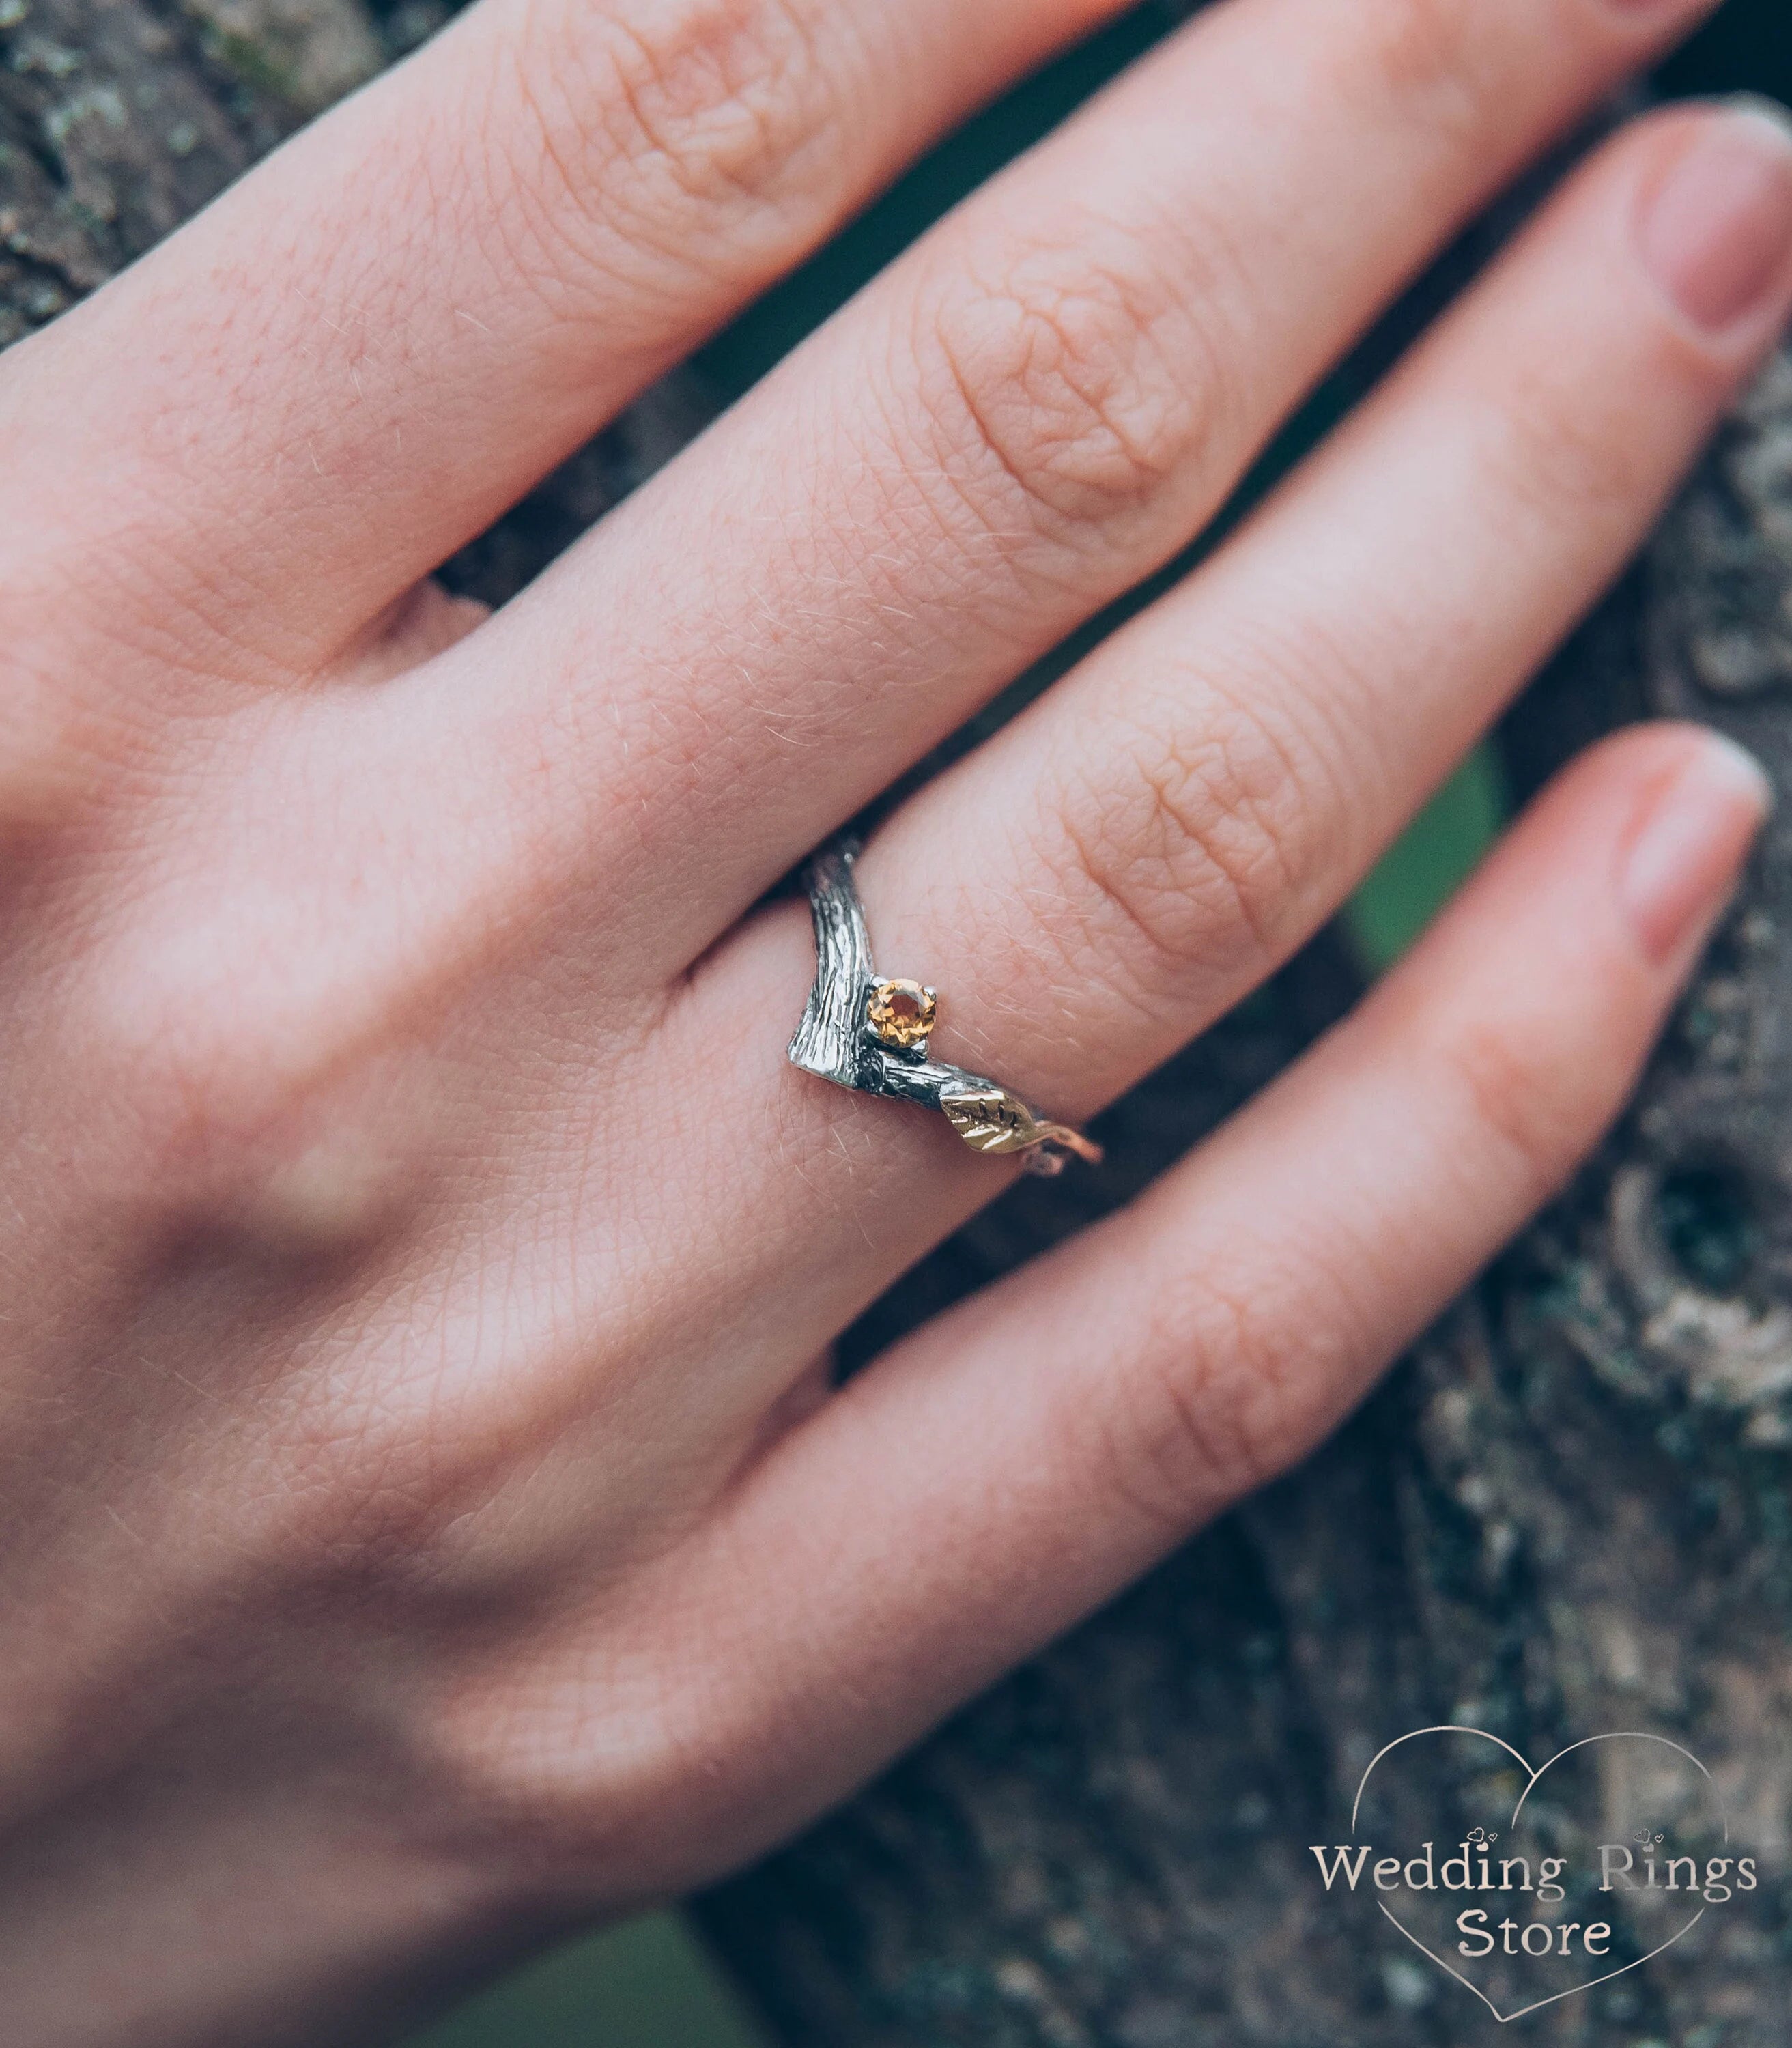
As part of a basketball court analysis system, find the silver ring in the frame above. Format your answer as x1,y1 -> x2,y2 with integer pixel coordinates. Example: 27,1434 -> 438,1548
788,837 -> 1103,1178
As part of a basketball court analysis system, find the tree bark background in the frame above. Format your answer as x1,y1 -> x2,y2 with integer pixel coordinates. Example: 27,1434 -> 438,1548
4,2 -> 1790,2043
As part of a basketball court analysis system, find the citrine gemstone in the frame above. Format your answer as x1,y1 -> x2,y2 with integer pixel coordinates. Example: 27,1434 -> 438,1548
866,978 -> 937,1051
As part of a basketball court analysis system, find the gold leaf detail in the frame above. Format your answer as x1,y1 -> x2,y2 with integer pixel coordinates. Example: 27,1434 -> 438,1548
941,1085 -> 1042,1156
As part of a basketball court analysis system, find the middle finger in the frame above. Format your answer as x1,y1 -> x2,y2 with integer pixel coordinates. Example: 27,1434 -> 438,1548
627,100 -> 1792,1406
420,0 -> 1724,973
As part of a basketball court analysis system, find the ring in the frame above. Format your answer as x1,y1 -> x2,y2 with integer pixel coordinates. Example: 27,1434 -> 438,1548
788,837 -> 1103,1177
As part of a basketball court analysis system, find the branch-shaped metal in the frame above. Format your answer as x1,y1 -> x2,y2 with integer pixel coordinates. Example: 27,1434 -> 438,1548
788,838 -> 1100,1176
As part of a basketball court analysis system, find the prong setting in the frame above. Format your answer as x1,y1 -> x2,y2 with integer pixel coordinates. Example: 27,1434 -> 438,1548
790,838 -> 1099,1174
866,978 -> 937,1054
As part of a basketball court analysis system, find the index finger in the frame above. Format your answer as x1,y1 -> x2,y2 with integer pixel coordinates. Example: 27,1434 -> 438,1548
0,0 -> 1131,682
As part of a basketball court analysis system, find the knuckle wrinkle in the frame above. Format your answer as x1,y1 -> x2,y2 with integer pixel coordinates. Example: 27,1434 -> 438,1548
923,236 -> 1217,544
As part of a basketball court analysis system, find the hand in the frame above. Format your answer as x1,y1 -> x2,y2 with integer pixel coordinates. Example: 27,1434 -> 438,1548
3,0 -> 1787,2038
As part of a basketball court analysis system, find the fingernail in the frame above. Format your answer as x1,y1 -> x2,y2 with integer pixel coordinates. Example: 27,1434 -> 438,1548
1638,100 -> 1792,335
1619,734 -> 1772,964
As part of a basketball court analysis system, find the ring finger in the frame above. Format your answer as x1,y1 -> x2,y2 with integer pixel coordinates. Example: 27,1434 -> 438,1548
855,102 -> 1792,1105
658,99 -> 1792,1355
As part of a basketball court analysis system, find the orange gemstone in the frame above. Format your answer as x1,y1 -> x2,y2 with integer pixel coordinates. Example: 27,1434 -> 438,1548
866,978 -> 937,1051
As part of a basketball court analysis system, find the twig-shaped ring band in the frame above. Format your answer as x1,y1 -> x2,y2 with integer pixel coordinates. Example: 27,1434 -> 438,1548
787,838 -> 1103,1178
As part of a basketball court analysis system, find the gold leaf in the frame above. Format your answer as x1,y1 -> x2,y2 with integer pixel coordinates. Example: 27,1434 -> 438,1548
941,1085 -> 1042,1156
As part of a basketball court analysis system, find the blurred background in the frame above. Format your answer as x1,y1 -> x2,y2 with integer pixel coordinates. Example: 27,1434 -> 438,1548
404,2 -> 1791,2043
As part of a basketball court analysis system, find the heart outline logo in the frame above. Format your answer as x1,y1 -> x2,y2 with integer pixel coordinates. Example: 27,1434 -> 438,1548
1350,1726 -> 1725,2025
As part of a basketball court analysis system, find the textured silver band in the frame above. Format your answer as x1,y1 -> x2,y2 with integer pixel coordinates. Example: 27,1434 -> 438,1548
788,837 -> 1102,1177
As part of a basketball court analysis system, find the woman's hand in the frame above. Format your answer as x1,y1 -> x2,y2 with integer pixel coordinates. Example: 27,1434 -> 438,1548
3,0 -> 1788,2038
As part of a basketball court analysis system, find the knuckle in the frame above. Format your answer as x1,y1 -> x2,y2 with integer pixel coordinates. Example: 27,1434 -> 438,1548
1040,685 -> 1329,1009
918,228 -> 1223,545
1445,1014 -> 1584,1210
515,0 -> 846,279
76,925 -> 408,1264
1096,1266 -> 1313,1532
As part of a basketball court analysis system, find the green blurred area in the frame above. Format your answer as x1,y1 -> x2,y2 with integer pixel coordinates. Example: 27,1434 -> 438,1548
1346,749 -> 1508,973
406,1914 -> 768,2048
403,1 -> 1785,2043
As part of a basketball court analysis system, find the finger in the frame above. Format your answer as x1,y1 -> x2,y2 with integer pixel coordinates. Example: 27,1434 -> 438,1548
509,99 -> 1792,1485
431,0 -> 1728,965
844,102 -> 1792,1121
631,723 -> 1769,1879
0,0 -> 1129,680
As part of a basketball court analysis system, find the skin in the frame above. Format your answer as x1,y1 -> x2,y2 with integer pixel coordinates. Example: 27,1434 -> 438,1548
0,0 -> 1789,2038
